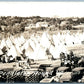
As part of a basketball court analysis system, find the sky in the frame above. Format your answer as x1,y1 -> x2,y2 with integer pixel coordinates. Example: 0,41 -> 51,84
0,2 -> 84,17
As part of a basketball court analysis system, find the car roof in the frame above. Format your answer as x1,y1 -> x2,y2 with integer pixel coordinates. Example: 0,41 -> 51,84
60,72 -> 72,80
72,67 -> 84,72
57,67 -> 69,71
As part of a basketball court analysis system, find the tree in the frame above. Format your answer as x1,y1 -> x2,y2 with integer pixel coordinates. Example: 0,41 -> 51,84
73,56 -> 79,67
60,52 -> 66,66
69,51 -> 74,63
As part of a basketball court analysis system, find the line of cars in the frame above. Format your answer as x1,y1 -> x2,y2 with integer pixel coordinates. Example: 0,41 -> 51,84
40,55 -> 84,83
0,52 -> 84,83
40,65 -> 84,83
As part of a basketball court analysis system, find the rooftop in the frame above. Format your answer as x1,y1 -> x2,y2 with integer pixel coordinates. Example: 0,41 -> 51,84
72,67 -> 84,71
60,72 -> 72,81
57,67 -> 69,71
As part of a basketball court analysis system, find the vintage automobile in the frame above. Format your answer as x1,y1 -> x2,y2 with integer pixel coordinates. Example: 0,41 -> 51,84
38,64 -> 58,78
52,67 -> 71,83
71,67 -> 84,82
59,72 -> 72,83
56,67 -> 70,78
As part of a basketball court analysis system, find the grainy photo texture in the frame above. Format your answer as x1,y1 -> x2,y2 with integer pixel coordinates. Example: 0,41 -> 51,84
0,2 -> 84,83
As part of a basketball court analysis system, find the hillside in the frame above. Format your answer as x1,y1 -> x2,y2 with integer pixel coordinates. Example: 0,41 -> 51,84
0,16 -> 84,38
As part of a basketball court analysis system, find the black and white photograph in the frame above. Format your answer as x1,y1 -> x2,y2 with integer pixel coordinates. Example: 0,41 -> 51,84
0,1 -> 84,83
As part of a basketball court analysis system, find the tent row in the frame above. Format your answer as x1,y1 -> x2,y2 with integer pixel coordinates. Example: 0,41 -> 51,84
0,32 -> 84,61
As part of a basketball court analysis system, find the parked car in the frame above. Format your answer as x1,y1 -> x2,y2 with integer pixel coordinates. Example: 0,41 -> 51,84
56,67 -> 70,78
60,72 -> 72,83
71,67 -> 84,82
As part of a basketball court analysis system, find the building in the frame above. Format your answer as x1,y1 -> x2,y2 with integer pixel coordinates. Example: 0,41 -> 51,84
36,22 -> 49,28
72,24 -> 84,30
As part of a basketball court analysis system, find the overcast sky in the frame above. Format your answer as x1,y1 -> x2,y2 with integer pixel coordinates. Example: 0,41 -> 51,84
0,2 -> 84,17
